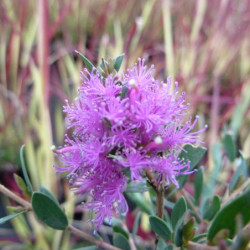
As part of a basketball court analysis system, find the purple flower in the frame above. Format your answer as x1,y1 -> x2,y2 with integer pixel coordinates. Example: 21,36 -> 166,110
54,58 -> 206,231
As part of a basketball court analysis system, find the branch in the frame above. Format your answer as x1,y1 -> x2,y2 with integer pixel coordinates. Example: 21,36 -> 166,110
222,179 -> 250,206
0,184 -> 121,250
145,170 -> 158,191
68,225 -> 121,250
179,189 -> 203,223
187,241 -> 217,250
0,184 -> 32,210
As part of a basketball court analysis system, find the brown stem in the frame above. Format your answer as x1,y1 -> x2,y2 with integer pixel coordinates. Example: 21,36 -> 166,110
156,184 -> 165,219
0,184 -> 32,210
222,179 -> 250,206
145,169 -> 158,191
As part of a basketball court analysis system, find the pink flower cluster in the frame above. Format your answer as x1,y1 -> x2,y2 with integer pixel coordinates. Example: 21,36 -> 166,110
54,58 -> 206,231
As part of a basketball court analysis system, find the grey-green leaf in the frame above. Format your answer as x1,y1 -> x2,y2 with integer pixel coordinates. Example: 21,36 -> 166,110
156,239 -> 168,250
149,215 -> 172,240
125,182 -> 149,193
171,196 -> 187,231
202,195 -> 220,221
207,188 -> 250,241
32,192 -> 68,230
40,185 -> 60,206
0,210 -> 27,225
177,145 -> 207,188
74,247 -> 98,250
75,50 -> 95,72
113,225 -> 129,240
194,167 -> 204,205
126,192 -> 151,214
132,212 -> 141,239
222,133 -> 237,162
113,54 -> 124,72
229,155 -> 248,193
121,86 -> 129,99
19,145 -> 33,193
14,174 -> 31,198
113,233 -> 130,250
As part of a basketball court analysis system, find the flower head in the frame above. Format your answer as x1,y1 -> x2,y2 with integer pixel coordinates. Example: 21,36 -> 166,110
55,58 -> 206,232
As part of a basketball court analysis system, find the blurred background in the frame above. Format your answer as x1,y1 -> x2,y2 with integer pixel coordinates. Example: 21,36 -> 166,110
0,0 -> 249,249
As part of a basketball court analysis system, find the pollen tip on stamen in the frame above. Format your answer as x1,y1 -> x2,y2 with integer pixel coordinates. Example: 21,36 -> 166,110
154,136 -> 163,145
50,145 -> 56,152
128,79 -> 137,87
205,124 -> 208,129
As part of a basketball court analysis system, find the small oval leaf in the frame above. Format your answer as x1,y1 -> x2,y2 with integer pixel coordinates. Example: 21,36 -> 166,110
14,174 -> 31,198
207,188 -> 250,241
40,185 -> 60,205
203,195 -> 220,221
125,182 -> 149,193
171,196 -> 187,231
194,167 -> 204,204
113,225 -> 129,240
177,145 -> 207,188
113,233 -> 130,250
32,192 -> 68,230
222,133 -> 237,162
113,54 -> 124,72
149,215 -> 172,240
229,156 -> 248,193
156,239 -> 168,250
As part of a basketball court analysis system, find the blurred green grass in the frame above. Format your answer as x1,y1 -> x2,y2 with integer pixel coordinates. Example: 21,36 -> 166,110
0,0 -> 249,249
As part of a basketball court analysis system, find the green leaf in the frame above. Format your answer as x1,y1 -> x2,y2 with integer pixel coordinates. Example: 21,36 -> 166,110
166,245 -> 174,250
75,50 -> 95,72
113,233 -> 130,250
13,174 -> 31,198
192,233 -> 207,242
149,215 -> 172,240
113,225 -> 129,240
113,54 -> 124,72
125,182 -> 149,193
121,86 -> 129,99
40,185 -> 60,206
194,167 -> 204,205
99,59 -> 108,71
177,145 -> 207,188
171,196 -> 187,231
132,211 -> 141,239
126,193 -> 151,214
202,143 -> 222,200
19,145 -> 33,193
32,192 -> 68,230
222,133 -> 237,162
74,247 -> 98,250
202,195 -> 220,221
0,210 -> 27,225
182,218 -> 195,241
104,217 -> 121,226
229,155 -> 248,193
156,239 -> 168,250
207,188 -> 250,241
174,225 -> 184,246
